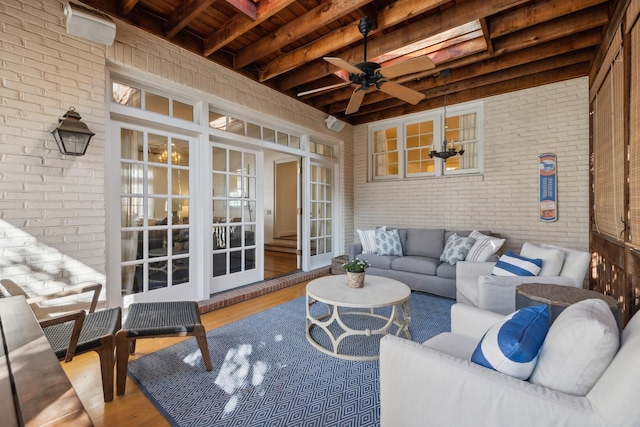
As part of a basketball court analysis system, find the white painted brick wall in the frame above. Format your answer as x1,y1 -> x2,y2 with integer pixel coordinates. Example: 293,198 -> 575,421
352,78 -> 590,253
0,0 -> 355,298
0,0 -> 107,297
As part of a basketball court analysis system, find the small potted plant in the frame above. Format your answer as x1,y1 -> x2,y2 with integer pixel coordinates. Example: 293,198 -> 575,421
342,258 -> 370,288
174,234 -> 188,251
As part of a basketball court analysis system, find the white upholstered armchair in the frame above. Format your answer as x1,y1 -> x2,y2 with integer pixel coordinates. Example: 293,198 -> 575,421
456,243 -> 591,315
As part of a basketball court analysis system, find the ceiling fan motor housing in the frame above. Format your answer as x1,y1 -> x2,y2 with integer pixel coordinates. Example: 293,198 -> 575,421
350,61 -> 384,89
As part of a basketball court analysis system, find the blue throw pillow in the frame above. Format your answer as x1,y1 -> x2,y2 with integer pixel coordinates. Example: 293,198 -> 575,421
471,305 -> 549,380
492,251 -> 542,276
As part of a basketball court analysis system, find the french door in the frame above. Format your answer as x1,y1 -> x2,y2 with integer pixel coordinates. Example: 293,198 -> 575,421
210,141 -> 263,293
115,123 -> 199,305
305,160 -> 336,270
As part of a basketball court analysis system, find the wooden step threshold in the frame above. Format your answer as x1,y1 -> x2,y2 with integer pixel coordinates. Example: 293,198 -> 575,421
197,267 -> 330,314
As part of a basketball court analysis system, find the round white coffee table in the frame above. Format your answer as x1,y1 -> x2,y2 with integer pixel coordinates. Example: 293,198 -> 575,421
305,274 -> 411,361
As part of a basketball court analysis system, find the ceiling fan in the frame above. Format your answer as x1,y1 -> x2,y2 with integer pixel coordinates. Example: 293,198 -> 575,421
298,17 -> 435,115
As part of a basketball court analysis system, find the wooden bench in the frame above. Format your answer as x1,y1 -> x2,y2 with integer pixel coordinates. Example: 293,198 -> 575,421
0,296 -> 92,426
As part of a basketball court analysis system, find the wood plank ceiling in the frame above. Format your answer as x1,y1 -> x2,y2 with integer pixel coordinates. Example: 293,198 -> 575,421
77,0 -> 617,126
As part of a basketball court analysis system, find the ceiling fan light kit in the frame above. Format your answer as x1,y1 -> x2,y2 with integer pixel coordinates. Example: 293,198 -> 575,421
299,17 -> 435,115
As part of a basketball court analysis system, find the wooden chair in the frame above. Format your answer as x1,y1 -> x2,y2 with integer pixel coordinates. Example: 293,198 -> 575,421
0,279 -> 122,402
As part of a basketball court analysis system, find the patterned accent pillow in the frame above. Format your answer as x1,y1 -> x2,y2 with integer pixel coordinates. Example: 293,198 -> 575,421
375,228 -> 403,256
471,305 -> 549,380
465,230 -> 505,262
439,233 -> 476,265
357,226 -> 385,254
492,251 -> 542,276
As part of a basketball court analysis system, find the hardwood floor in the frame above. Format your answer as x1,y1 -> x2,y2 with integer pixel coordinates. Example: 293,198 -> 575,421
62,281 -> 308,426
264,249 -> 298,279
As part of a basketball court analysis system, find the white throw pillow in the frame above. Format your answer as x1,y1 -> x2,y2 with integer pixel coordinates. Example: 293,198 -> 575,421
520,242 -> 565,276
357,226 -> 385,254
465,230 -> 505,262
529,299 -> 619,396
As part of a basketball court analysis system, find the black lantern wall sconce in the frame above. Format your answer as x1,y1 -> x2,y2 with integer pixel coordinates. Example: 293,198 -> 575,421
51,107 -> 95,156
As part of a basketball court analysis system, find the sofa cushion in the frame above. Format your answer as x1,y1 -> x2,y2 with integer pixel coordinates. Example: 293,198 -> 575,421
423,332 -> 479,360
440,234 -> 476,265
466,230 -> 505,262
540,243 -> 590,284
404,228 -> 445,258
436,262 -> 456,279
444,230 -> 474,241
492,251 -> 542,276
529,299 -> 619,396
397,229 -> 408,251
520,242 -> 565,276
376,228 -> 403,256
356,253 -> 395,269
391,256 -> 439,275
471,305 -> 549,380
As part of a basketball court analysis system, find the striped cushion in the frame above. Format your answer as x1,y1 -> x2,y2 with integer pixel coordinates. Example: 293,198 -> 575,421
357,227 -> 384,254
471,305 -> 549,380
465,230 -> 505,262
492,251 -> 542,276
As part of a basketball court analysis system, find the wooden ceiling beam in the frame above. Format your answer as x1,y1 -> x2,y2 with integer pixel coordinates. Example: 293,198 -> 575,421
394,26 -> 602,88
492,5 -> 609,55
306,7 -> 604,108
234,0 -> 375,70
258,0 -> 458,82
203,0 -> 296,56
317,29 -> 600,111
349,62 -> 589,125
166,0 -> 219,40
356,4 -> 379,28
479,18 -> 494,55
310,37 -> 488,108
279,0 -> 531,91
329,47 -> 594,115
119,0 -> 139,15
223,0 -> 258,19
490,0 -> 607,38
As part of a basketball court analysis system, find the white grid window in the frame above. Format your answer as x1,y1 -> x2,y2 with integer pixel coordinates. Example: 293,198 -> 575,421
369,101 -> 483,180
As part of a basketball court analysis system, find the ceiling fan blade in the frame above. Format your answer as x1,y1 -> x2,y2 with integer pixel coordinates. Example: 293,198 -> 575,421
297,81 -> 351,97
378,81 -> 425,105
324,57 -> 364,75
378,56 -> 435,79
345,88 -> 367,115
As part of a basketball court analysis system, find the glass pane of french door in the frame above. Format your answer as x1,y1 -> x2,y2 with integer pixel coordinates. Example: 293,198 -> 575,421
210,142 -> 261,293
119,127 -> 192,300
308,162 -> 334,269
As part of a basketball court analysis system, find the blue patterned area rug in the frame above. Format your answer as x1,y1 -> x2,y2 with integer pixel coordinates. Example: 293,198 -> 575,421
128,291 -> 454,427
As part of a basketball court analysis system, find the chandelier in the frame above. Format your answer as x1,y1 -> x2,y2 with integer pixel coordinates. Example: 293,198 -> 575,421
429,70 -> 464,162
160,149 -> 181,164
